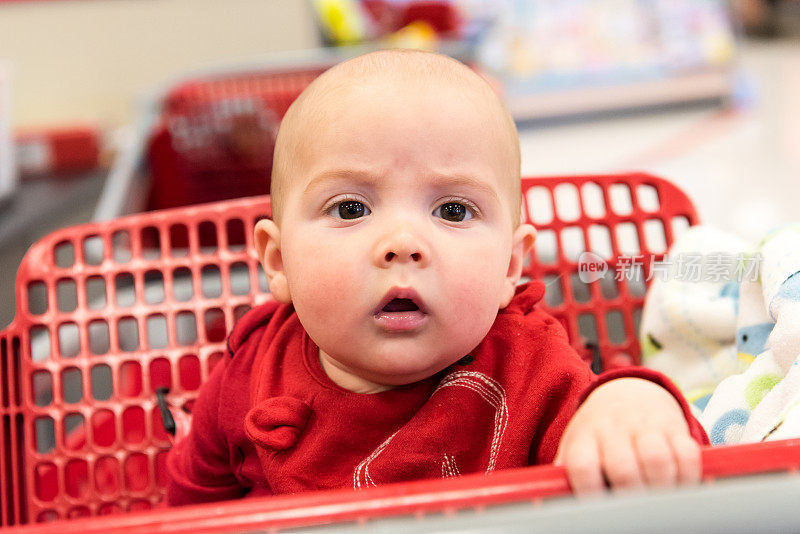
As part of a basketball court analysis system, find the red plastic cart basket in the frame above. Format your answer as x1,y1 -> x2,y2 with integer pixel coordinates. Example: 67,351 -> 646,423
4,172 -> 800,531
145,65 -> 325,212
93,49 -> 353,222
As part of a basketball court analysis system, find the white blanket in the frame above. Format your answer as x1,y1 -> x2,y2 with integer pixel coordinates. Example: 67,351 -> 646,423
640,225 -> 800,445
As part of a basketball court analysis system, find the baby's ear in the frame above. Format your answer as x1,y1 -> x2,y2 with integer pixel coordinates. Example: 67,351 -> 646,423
254,219 -> 291,303
500,224 -> 537,308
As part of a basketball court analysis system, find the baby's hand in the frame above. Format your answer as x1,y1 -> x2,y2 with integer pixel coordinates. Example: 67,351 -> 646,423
554,378 -> 701,495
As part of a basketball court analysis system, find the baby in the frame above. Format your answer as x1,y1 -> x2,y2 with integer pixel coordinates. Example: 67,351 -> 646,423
166,49 -> 707,503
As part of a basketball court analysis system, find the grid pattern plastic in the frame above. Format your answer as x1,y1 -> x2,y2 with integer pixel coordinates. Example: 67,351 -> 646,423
521,173 -> 698,370
164,67 -> 325,120
0,331 -> 25,528
161,67 -> 325,174
2,197 -> 272,525
146,67 -> 327,211
0,172 -> 696,526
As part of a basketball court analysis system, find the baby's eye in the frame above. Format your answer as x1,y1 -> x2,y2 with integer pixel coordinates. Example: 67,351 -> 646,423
333,200 -> 371,219
434,202 -> 473,222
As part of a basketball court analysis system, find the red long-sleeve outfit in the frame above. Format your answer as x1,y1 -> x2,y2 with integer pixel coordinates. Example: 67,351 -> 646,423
167,282 -> 707,504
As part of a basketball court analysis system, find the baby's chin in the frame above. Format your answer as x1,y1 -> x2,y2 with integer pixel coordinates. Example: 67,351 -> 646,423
358,352 -> 469,387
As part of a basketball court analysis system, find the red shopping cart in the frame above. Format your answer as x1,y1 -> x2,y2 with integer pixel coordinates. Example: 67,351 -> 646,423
94,50 -> 349,223
3,172 -> 800,531
145,66 -> 324,212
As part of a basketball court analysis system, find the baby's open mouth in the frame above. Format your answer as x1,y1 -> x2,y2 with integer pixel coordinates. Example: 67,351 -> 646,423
374,291 -> 427,331
374,288 -> 428,326
382,298 -> 419,312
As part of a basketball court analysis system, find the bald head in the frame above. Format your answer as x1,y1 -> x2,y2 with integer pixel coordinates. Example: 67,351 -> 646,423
270,49 -> 521,225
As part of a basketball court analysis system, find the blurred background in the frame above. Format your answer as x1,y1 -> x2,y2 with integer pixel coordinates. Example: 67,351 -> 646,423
1,0 -> 799,329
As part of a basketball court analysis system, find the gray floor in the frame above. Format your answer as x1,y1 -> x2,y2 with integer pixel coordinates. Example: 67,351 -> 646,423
0,171 -> 106,329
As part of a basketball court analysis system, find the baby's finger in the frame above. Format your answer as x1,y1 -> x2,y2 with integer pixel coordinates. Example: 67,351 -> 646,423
562,433 -> 605,496
669,432 -> 701,486
634,431 -> 677,488
598,430 -> 644,491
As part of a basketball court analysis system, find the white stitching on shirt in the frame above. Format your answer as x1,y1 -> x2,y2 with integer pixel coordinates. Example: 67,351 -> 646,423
352,370 -> 508,488
434,371 -> 508,473
353,430 -> 398,489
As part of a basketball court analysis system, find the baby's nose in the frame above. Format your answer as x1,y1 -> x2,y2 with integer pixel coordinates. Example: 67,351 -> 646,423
384,250 -> 423,263
374,230 -> 429,268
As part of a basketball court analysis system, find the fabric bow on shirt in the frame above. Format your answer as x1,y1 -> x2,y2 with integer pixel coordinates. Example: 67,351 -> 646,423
246,397 -> 313,451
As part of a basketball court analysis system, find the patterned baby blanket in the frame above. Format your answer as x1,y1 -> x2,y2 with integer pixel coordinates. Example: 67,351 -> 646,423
640,224 -> 800,445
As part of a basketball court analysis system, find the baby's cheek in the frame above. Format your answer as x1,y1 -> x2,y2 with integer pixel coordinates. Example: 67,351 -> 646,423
296,270 -> 353,313
447,282 -> 502,341
296,257 -> 369,317
447,256 -> 507,303
291,273 -> 358,351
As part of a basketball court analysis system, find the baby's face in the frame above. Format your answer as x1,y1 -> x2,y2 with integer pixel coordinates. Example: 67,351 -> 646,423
262,78 -> 534,392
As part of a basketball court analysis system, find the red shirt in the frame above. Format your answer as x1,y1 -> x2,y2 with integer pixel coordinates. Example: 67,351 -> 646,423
167,282 -> 707,505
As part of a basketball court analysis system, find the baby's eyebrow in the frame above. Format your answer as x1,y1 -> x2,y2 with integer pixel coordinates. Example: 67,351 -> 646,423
303,169 -> 501,204
303,169 -> 379,194
429,174 -> 501,203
